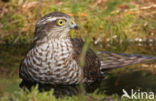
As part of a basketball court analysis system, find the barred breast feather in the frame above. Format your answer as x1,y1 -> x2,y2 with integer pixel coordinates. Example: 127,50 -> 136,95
20,39 -> 82,85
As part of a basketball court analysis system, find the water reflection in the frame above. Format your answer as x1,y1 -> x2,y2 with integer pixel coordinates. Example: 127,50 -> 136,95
20,81 -> 80,97
19,80 -> 101,97
99,69 -> 156,95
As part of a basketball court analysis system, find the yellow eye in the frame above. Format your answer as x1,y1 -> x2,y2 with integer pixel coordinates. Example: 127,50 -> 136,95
56,19 -> 66,26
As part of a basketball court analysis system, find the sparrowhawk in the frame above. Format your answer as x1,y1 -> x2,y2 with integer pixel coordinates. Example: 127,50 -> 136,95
19,12 -> 156,85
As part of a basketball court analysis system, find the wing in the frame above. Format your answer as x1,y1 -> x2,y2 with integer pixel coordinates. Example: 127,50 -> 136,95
70,38 -> 101,82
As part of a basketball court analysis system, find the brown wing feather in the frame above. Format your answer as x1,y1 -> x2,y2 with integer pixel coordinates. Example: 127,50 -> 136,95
70,38 -> 101,82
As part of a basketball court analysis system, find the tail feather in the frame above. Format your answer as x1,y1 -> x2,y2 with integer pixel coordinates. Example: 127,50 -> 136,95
97,51 -> 156,71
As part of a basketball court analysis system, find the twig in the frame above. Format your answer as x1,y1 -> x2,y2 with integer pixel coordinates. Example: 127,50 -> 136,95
112,4 -> 156,15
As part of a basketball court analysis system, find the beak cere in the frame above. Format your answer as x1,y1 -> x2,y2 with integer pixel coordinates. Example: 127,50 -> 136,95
70,22 -> 78,30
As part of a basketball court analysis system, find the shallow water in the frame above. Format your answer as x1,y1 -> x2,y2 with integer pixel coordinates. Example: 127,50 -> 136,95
0,42 -> 156,97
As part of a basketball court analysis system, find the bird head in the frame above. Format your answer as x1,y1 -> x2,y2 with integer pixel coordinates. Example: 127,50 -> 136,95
34,12 -> 78,41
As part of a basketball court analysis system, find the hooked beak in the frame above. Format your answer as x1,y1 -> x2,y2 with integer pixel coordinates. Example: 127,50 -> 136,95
70,21 -> 78,30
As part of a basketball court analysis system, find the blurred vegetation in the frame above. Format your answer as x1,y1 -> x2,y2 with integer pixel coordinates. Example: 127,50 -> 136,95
1,85 -> 156,101
0,0 -> 156,45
